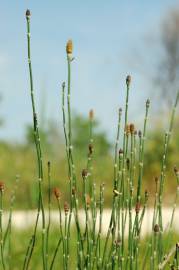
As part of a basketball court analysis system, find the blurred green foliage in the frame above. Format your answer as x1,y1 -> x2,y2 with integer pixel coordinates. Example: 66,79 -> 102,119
72,114 -> 111,157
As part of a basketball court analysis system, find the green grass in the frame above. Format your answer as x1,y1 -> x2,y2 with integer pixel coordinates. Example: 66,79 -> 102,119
2,227 -> 178,270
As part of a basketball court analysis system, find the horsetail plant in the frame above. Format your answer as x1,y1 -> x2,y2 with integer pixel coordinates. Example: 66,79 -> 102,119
21,9 -> 179,269
1,8 -> 179,270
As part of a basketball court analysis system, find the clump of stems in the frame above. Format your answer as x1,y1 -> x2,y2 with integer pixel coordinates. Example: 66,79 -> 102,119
1,9 -> 179,270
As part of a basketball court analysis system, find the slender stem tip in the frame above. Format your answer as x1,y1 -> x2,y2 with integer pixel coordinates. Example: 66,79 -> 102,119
146,99 -> 150,108
26,9 -> 31,18
126,75 -> 131,86
53,187 -> 61,199
89,109 -> 94,120
0,181 -> 4,192
66,39 -> 73,55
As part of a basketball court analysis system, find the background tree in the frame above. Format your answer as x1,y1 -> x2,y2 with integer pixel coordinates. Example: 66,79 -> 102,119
72,113 -> 111,158
154,7 -> 179,107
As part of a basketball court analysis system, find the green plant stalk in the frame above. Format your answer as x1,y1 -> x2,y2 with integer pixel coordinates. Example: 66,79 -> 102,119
165,172 -> 179,253
89,185 -> 95,266
95,183 -> 104,269
175,245 -> 179,268
3,190 -> 15,269
87,113 -> 94,197
25,14 -> 46,270
108,198 -> 119,267
138,192 -> 149,233
103,81 -> 130,269
157,133 -> 168,228
131,134 -> 142,241
7,221 -> 11,270
23,195 -> 43,270
46,161 -> 51,268
142,179 -> 158,269
67,55 -> 75,185
133,132 -> 137,183
68,183 -> 84,267
62,82 -> 73,267
121,122 -> 129,259
57,199 -> 66,270
135,194 -> 149,267
153,179 -> 159,229
125,134 -> 129,160
156,91 -> 179,262
0,190 -> 5,270
142,239 -> 151,270
62,82 -> 71,179
121,82 -> 131,263
136,101 -> 149,203
85,114 -> 94,267
133,213 -> 140,266
158,244 -> 176,269
114,109 -> 122,189
101,207 -> 114,268
169,179 -> 179,229
82,176 -> 90,268
135,247 -> 139,270
73,112 -> 95,268
23,234 -> 34,270
66,55 -> 82,268
49,238 -> 62,270
156,133 -> 168,262
120,182 -> 126,267
109,109 -> 122,263
91,183 -> 97,270
83,159 -> 95,269
3,175 -> 19,252
106,241 -> 117,269
151,232 -> 158,269
88,209 -> 94,268
126,132 -> 134,269
73,196 -> 84,268
64,212 -> 68,269
117,153 -> 123,268
101,107 -> 123,268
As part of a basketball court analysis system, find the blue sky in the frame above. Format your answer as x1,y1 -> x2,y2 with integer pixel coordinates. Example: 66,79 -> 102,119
0,0 -> 178,142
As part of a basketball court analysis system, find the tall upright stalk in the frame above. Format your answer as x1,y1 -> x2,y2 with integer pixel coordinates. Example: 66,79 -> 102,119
0,183 -> 5,270
136,99 -> 150,203
46,161 -> 51,267
23,10 -> 46,270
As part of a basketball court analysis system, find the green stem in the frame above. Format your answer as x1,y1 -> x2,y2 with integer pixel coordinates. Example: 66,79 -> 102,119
46,161 -> 51,268
24,13 -> 46,270
49,238 -> 62,270
0,190 -> 5,270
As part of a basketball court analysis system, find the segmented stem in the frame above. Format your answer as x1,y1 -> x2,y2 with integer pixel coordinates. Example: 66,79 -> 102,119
24,13 -> 46,270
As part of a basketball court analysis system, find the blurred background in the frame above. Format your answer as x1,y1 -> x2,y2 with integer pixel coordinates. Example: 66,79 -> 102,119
0,0 -> 179,208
